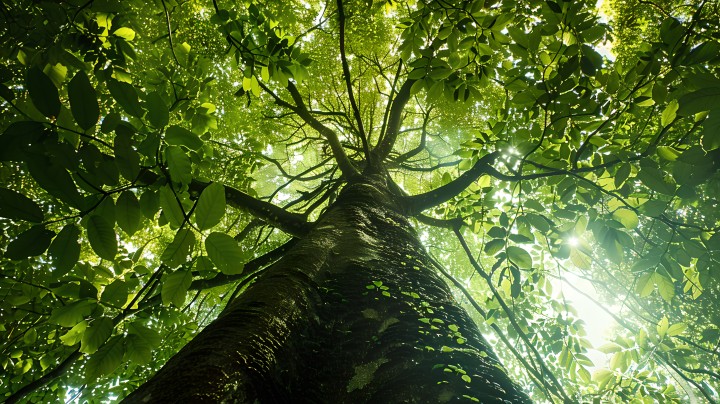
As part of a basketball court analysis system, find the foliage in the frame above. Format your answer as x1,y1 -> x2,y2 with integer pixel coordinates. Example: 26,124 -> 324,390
1,0 -> 719,402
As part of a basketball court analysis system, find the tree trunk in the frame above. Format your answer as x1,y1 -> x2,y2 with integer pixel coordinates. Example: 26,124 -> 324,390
124,175 -> 531,403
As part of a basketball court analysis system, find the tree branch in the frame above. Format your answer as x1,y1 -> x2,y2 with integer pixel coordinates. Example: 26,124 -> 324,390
336,0 -> 369,161
137,170 -> 310,237
402,151 -> 499,215
373,78 -> 414,161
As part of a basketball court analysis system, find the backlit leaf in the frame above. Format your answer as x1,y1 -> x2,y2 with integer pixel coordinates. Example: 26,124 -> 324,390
85,335 -> 124,381
612,209 -> 639,229
635,273 -> 655,297
80,317 -> 113,354
166,125 -> 203,150
101,280 -> 129,307
160,228 -> 196,268
165,145 -> 192,185
194,182 -> 225,230
60,320 -> 88,346
484,239 -> 504,255
159,185 -> 185,227
506,246 -> 532,269
162,270 -> 192,307
113,27 -> 136,41
49,299 -> 97,327
660,100 -> 678,127
205,232 -> 244,274
656,273 -> 675,302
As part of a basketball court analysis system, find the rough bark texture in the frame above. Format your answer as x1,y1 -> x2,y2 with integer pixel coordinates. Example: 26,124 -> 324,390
124,175 -> 531,403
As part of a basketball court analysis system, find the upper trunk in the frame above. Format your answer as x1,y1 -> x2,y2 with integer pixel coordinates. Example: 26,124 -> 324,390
124,175 -> 530,403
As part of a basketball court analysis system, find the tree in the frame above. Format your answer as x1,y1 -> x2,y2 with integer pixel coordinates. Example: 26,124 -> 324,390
1,0 -> 719,402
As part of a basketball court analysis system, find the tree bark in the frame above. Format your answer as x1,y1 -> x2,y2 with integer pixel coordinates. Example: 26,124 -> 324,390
124,175 -> 531,403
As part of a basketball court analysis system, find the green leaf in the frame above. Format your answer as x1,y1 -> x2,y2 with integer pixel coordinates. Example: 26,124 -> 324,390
205,232 -> 244,274
101,280 -> 129,307
701,109 -> 720,151
637,165 -> 675,195
26,158 -> 83,208
60,320 -> 88,346
86,215 -> 117,261
656,273 -> 675,302
195,255 -> 215,273
26,66 -> 61,117
114,132 -> 141,181
661,100 -> 678,127
635,272 -> 655,297
48,224 -> 81,275
162,270 -> 192,307
569,249 -> 592,270
80,317 -> 113,354
160,229 -> 196,268
165,145 -> 192,185
0,187 -> 44,222
657,316 -> 669,339
612,209 -> 639,229
126,322 -> 161,364
139,189 -> 160,219
593,369 -> 614,388
506,246 -> 532,269
116,191 -> 142,236
159,185 -> 185,227
68,71 -> 100,130
145,91 -> 169,128
194,183 -> 226,230
113,27 -> 136,41
667,322 -> 687,337
5,225 -> 55,260
580,46 -> 603,76
166,125 -> 203,150
483,239 -> 504,255
107,79 -> 144,117
95,197 -> 116,226
49,299 -> 97,327
678,87 -> 720,116
85,335 -> 124,381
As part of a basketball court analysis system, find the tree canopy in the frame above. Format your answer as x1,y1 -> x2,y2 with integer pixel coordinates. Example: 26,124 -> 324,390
1,0 -> 719,402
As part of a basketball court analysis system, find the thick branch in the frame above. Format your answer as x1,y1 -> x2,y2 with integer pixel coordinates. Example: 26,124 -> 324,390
372,78 -> 414,161
402,151 -> 499,215
336,0 -> 369,160
137,170 -> 310,237
286,83 -> 360,178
